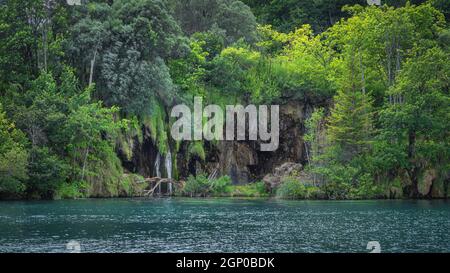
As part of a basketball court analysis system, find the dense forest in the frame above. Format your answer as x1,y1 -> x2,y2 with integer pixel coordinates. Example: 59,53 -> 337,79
0,0 -> 448,200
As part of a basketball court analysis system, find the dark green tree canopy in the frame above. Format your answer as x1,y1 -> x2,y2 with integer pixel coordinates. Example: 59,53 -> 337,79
170,0 -> 258,44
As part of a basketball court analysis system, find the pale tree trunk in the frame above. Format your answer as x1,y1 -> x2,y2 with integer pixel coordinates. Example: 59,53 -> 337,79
386,34 -> 393,103
89,49 -> 98,86
395,40 -> 402,103
42,22 -> 48,71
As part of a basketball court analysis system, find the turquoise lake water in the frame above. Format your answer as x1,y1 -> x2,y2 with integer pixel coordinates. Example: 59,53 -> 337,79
0,198 -> 448,253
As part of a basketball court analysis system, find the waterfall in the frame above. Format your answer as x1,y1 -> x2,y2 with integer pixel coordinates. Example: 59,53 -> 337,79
165,148 -> 173,195
165,149 -> 172,180
154,152 -> 161,178
153,149 -> 173,195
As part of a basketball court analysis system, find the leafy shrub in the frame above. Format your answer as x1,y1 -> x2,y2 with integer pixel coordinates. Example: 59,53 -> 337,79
182,174 -> 210,197
0,104 -> 28,198
276,177 -> 322,199
314,161 -> 362,199
277,177 -> 305,199
305,186 -> 326,199
181,174 -> 232,197
210,176 -> 232,195
322,181 -> 351,200
232,181 -> 269,197
349,174 -> 384,199
55,181 -> 88,199
315,161 -> 386,200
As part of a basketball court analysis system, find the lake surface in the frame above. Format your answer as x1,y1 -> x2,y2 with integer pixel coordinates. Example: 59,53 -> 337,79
0,198 -> 448,253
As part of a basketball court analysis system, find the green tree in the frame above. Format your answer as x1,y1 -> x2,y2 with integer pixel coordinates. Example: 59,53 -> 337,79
171,0 -> 258,44
64,86 -> 123,183
3,68 -> 126,199
379,47 -> 449,197
0,0 -> 69,89
26,146 -> 68,199
68,0 -> 187,116
325,3 -> 445,105
326,90 -> 374,161
0,103 -> 28,197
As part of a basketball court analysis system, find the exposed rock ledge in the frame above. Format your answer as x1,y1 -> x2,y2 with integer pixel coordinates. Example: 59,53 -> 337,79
263,162 -> 313,193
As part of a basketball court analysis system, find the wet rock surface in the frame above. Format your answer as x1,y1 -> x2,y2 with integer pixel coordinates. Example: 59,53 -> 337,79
118,99 -> 322,185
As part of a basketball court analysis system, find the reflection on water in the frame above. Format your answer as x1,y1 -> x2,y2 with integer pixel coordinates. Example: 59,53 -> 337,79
0,198 -> 449,253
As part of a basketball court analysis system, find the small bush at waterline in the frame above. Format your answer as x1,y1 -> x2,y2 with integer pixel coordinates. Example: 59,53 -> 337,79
231,181 -> 269,197
210,176 -> 233,196
276,177 -> 323,199
180,174 -> 232,197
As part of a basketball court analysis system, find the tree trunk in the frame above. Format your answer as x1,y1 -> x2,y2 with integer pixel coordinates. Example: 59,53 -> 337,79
89,49 -> 98,86
359,51 -> 366,94
42,20 -> 48,72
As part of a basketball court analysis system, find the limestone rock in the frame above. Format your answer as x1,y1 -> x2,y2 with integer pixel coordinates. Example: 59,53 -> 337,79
218,141 -> 258,184
274,162 -> 303,177
263,162 -> 308,192
418,169 -> 437,196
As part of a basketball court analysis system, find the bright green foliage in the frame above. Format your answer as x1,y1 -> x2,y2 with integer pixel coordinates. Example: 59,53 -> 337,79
274,25 -> 335,100
276,177 -> 308,199
56,180 -> 88,199
2,67 -> 126,199
315,161 -> 378,199
181,174 -> 232,197
144,100 -> 169,155
210,176 -> 233,195
326,89 -> 374,161
204,25 -> 335,104
169,38 -> 209,95
182,174 -> 210,197
304,3 -> 449,199
378,47 -> 449,197
64,87 -> 124,185
0,103 -> 28,197
304,108 -> 326,166
231,181 -> 268,197
188,141 -> 206,161
210,46 -> 261,96
325,3 -> 445,105
276,177 -> 323,199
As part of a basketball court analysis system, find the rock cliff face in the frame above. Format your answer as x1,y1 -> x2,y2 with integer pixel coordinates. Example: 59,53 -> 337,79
177,100 -> 315,184
117,125 -> 160,178
117,99 -> 315,184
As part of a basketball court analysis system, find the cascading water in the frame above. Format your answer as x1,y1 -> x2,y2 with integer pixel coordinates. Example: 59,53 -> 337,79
154,152 -> 162,195
165,148 -> 173,195
154,152 -> 161,178
153,149 -> 173,195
